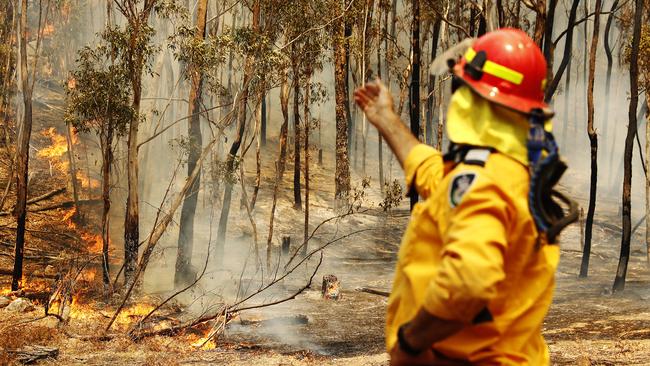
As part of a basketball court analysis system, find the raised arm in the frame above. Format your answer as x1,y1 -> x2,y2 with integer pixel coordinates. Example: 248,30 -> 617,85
353,80 -> 420,168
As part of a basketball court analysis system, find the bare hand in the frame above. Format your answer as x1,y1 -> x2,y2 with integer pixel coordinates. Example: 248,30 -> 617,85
353,79 -> 396,129
389,345 -> 436,366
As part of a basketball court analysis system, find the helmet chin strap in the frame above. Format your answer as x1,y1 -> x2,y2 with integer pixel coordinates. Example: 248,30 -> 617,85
527,109 -> 578,242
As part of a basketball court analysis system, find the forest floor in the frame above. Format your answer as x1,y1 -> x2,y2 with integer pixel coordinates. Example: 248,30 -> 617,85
2,85 -> 650,365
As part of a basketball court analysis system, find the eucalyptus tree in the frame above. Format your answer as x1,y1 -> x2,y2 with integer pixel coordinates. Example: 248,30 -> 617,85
95,0 -> 182,284
12,0 -> 52,291
641,18 -> 650,264
613,0 -> 645,292
174,0 -> 209,288
65,44 -> 133,288
580,0 -> 603,278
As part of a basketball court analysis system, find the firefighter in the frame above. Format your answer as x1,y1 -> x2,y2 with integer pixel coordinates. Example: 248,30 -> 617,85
354,29 -> 577,365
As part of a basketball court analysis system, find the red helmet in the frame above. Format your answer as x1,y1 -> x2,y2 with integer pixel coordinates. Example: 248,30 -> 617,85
453,28 -> 551,116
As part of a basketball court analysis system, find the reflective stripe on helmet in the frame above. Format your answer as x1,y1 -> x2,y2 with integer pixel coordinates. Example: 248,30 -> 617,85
464,48 -> 524,85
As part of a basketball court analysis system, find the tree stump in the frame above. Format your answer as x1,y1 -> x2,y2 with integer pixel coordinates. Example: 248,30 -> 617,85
322,275 -> 341,300
318,149 -> 323,164
281,236 -> 290,256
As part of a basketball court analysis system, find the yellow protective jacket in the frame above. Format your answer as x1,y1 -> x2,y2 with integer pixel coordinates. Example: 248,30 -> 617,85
385,87 -> 559,365
385,145 -> 558,364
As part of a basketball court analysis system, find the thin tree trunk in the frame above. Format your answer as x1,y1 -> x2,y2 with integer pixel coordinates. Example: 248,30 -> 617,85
645,97 -> 650,265
250,94 -> 262,209
175,0 -> 208,288
646,98 -> 650,264
65,123 -> 79,206
292,55 -> 302,210
261,92 -> 267,146
377,10 -> 385,193
600,0 -> 619,172
100,125 -> 114,289
344,19 -> 353,155
122,5 -> 155,285
533,0 -> 547,47
561,56 -> 571,149
334,5 -> 350,200
12,0 -> 31,291
613,0 -> 643,293
409,0 -> 421,210
544,0 -> 580,102
266,74 -> 289,270
579,0 -> 602,278
436,0 -> 449,150
360,0 -> 375,176
302,72 -> 311,256
215,37 -> 254,267
123,95 -> 140,284
426,19 -> 441,146
542,0 -> 558,78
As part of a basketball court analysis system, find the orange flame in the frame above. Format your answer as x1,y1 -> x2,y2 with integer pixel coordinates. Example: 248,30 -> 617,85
38,127 -> 68,160
42,24 -> 55,37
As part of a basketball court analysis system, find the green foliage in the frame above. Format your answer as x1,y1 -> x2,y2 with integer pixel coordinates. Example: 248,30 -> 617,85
210,153 -> 241,187
168,135 -> 201,165
64,45 -> 133,136
100,24 -> 159,79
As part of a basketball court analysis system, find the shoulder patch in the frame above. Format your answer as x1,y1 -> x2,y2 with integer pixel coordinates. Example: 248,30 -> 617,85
449,172 -> 477,208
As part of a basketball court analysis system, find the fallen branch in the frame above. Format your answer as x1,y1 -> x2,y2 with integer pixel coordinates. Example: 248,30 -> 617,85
0,199 -> 101,216
355,287 -> 390,297
237,314 -> 309,327
26,187 -> 66,205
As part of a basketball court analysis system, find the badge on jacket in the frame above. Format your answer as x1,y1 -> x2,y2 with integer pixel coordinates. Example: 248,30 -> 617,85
449,172 -> 477,208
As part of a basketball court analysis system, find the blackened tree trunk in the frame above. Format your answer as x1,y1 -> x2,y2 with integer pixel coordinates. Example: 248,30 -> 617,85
561,56 -> 571,150
579,0 -> 602,278
120,1 -> 157,286
544,0 -> 580,102
261,93 -> 267,146
175,0 -> 208,288
12,0 -> 32,291
100,125 -> 114,289
292,54 -> 302,210
613,0 -> 643,293
303,72 -> 311,256
123,84 -> 141,285
334,6 -> 351,200
215,7 -> 256,266
542,0 -> 558,78
409,0 -> 421,210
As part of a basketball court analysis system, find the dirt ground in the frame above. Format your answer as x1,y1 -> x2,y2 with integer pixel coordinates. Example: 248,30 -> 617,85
3,85 -> 650,365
